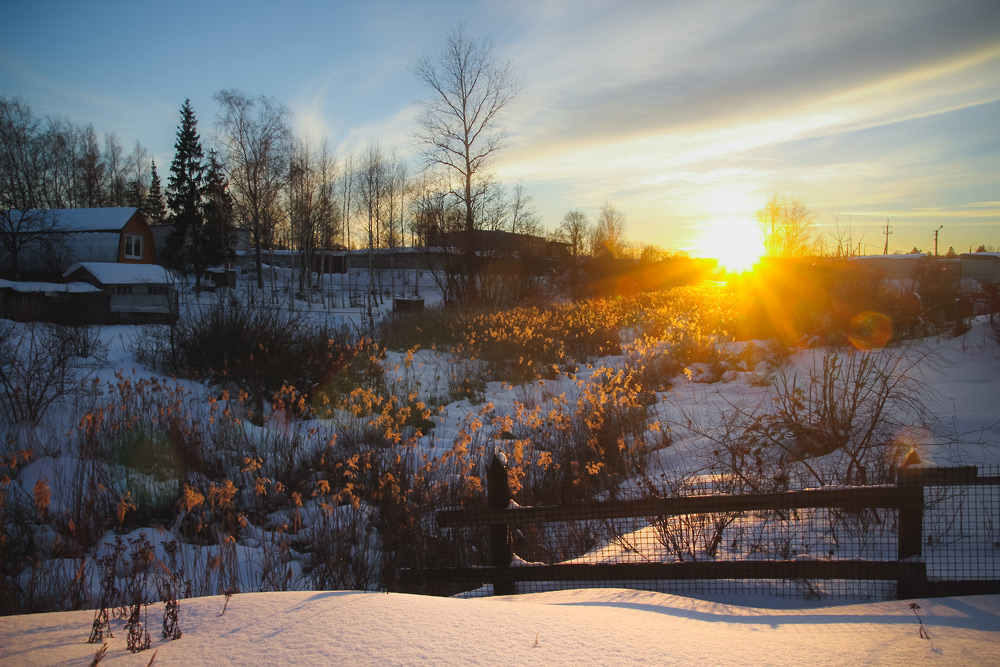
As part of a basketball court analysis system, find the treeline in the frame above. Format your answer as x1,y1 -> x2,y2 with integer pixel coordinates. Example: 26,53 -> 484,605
0,97 -> 160,215
2,25 -> 704,306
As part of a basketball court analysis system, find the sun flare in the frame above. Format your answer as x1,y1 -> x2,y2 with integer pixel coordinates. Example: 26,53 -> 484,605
701,217 -> 764,273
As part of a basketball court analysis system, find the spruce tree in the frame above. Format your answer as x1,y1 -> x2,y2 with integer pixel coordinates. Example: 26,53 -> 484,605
165,99 -> 206,288
143,159 -> 167,225
202,150 -> 235,268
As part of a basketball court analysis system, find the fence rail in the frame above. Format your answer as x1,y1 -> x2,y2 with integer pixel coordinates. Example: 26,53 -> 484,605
401,463 -> 1000,600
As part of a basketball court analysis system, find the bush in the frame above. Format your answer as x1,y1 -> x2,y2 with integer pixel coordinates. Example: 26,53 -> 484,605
668,346 -> 936,489
145,292 -> 355,417
0,321 -> 104,425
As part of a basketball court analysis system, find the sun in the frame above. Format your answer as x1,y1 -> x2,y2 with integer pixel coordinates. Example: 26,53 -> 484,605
700,217 -> 764,274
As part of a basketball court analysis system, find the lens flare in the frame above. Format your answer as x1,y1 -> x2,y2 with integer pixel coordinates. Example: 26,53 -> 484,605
847,311 -> 892,350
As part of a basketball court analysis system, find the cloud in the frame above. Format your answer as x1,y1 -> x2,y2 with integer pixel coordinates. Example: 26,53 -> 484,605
501,0 -> 1000,155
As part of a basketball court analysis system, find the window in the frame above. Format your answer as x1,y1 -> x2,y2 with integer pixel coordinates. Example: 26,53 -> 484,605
124,234 -> 143,259
111,285 -> 133,295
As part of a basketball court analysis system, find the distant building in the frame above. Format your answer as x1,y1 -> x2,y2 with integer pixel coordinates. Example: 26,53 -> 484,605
150,223 -> 249,263
847,254 -> 930,279
435,229 -> 570,273
959,252 -> 1000,285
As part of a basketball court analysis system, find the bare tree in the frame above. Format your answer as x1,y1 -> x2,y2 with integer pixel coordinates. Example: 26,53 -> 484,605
214,89 -> 291,289
557,210 -> 589,259
555,210 -> 590,298
756,194 -> 816,258
0,97 -> 44,210
825,207 -> 868,258
476,179 -> 539,236
413,23 -> 522,304
124,141 -> 150,209
356,140 -> 388,313
0,209 -> 61,278
591,202 -> 626,258
508,181 -> 540,236
288,137 -> 339,298
103,132 -> 126,206
77,125 -> 104,207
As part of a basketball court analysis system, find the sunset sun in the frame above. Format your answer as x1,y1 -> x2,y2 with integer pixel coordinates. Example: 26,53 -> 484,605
701,217 -> 765,274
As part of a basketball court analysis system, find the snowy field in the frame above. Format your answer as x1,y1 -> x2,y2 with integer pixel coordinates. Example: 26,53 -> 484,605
2,272 -> 1000,663
2,589 -> 998,666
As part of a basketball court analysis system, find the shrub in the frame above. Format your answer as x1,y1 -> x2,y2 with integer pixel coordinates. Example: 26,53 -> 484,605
668,346 -> 937,488
0,321 -> 104,425
144,292 -> 355,418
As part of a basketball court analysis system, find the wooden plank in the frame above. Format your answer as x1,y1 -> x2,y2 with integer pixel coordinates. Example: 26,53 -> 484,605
896,467 -> 978,486
401,560 -> 923,586
920,580 -> 1000,598
436,486 -> 923,529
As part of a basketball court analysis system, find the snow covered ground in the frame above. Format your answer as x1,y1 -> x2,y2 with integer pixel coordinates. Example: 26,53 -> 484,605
3,274 -> 1000,663
2,589 -> 998,666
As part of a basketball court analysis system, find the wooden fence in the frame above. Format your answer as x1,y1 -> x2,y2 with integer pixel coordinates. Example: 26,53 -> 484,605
401,462 -> 1000,600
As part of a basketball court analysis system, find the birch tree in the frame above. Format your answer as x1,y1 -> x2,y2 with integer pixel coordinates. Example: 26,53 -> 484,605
413,24 -> 522,304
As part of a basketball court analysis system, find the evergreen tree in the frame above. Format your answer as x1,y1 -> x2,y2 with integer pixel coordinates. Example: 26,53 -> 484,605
165,99 -> 206,287
142,159 -> 167,225
125,179 -> 144,210
946,246 -> 958,258
202,150 -> 235,267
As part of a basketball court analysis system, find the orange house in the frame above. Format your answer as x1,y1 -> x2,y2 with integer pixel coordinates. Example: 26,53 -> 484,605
1,208 -> 156,279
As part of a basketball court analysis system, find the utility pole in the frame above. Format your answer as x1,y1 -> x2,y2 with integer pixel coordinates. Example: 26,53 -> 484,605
883,219 -> 892,255
933,225 -> 943,257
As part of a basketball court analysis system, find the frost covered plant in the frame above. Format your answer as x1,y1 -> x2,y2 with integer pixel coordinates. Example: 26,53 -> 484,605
763,348 -> 936,485
0,321 -> 103,425
671,346 -> 937,488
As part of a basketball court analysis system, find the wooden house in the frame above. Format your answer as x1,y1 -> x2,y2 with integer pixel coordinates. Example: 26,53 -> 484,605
1,207 -> 155,280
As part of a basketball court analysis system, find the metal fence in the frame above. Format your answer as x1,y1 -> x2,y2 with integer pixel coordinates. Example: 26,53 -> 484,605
401,464 -> 999,601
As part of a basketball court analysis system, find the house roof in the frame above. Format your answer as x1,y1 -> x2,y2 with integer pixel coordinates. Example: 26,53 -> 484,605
15,207 -> 140,232
0,278 -> 101,293
850,254 -> 928,261
63,262 -> 172,285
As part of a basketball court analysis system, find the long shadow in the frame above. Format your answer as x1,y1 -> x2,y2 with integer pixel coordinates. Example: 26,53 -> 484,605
551,597 -> 1000,632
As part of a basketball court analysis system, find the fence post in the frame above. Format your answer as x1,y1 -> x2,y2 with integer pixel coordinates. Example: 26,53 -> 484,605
486,448 -> 515,595
896,483 -> 926,599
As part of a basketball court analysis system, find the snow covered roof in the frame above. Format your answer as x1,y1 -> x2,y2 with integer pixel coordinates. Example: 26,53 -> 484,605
0,278 -> 101,293
63,262 -> 173,285
849,253 -> 927,260
13,207 -> 139,232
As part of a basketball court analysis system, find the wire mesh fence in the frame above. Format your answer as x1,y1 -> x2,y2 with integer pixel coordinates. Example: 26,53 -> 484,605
401,465 -> 999,601
917,465 -> 1000,587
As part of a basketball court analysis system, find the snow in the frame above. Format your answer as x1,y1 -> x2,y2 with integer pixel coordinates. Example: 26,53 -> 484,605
63,262 -> 173,285
0,589 -> 997,666
850,254 -> 928,260
0,278 -> 100,293
13,207 -> 138,232
3,273 -> 1000,663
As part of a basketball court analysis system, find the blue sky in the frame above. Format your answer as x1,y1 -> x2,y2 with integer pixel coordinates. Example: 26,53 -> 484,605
2,0 -> 998,255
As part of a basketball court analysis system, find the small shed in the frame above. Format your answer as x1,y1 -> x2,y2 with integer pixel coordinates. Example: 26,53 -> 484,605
0,278 -> 104,323
63,262 -> 177,323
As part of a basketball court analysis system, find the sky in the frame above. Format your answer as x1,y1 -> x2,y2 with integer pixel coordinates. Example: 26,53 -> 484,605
2,0 -> 999,257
